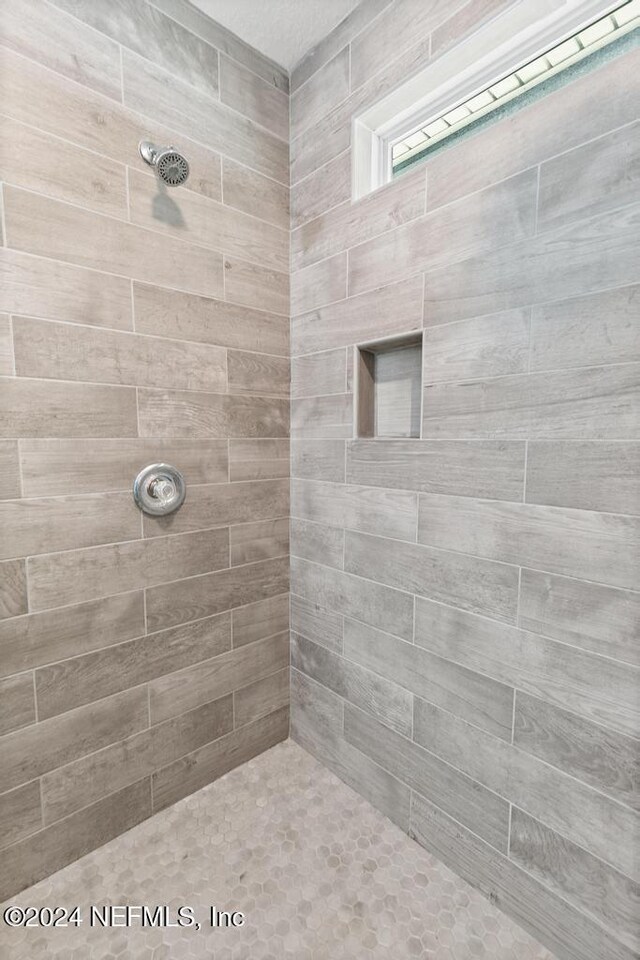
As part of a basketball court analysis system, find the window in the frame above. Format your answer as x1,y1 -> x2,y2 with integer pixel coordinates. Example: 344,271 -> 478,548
352,0 -> 639,198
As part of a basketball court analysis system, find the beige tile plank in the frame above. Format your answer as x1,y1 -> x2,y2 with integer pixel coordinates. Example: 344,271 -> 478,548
0,593 -> 145,678
0,315 -> 13,378
0,441 -> 20,500
41,695 -> 233,825
146,555 -> 289,632
0,559 -> 28,621
290,518 -> 344,570
0,782 -> 41,851
415,597 -> 640,739
430,0 -> 515,58
291,151 -> 350,229
291,47 -> 349,140
291,439 -> 346,482
0,674 -> 36,736
0,249 -> 132,330
233,668 -> 289,729
290,594 -> 343,654
1,686 -> 148,793
138,389 -> 289,439
221,157 -> 289,230
220,54 -> 288,140
231,593 -> 289,649
228,438 -> 289,481
0,779 -> 151,902
35,612 -> 231,720
519,568 -> 640,666
290,395 -> 353,440
230,518 -> 289,566
0,377 -> 138,438
291,349 -> 347,399
291,253 -> 347,316
133,282 -> 288,356
227,350 -> 289,397
4,187 -> 224,299
151,705 -> 288,811
292,478 -> 417,542
224,257 -> 289,316
149,632 -> 289,724
423,309 -> 530,384
27,528 -> 230,611
346,530 -> 519,624
526,441 -> 640,515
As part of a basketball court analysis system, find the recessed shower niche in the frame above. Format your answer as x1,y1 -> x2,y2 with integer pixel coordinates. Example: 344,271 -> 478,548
356,332 -> 423,438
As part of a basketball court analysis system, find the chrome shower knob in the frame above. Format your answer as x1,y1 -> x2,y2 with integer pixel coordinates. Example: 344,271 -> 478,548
133,464 -> 186,516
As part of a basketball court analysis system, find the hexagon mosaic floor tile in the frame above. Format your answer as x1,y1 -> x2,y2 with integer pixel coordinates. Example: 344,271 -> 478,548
1,740 -> 556,959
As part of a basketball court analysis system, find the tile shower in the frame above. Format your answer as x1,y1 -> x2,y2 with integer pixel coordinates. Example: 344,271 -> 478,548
0,2 -> 638,960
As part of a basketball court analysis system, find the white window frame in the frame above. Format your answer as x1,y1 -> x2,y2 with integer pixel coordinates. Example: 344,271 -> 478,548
352,0 -> 625,200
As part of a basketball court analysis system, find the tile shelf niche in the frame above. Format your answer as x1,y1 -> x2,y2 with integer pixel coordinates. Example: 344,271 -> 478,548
356,332 -> 423,439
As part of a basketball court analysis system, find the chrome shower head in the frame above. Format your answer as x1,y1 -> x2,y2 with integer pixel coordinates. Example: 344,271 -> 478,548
139,140 -> 190,187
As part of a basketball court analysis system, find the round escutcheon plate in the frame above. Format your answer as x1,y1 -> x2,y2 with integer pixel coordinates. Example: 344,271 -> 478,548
133,463 -> 186,516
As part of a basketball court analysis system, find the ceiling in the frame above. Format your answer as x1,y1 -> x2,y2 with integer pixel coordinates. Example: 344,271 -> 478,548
191,0 -> 363,72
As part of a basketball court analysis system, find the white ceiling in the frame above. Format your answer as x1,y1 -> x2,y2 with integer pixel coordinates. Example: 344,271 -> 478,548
191,0 -> 363,72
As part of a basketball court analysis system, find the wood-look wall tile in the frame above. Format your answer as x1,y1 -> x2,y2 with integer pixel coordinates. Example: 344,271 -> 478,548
122,51 -> 288,184
292,276 -> 423,355
1,687 -> 148,793
0,441 -> 20,500
4,187 -> 224,299
0,377 -> 138,438
291,151 -> 350,229
49,0 -> 220,99
291,439 -> 345,482
0,492 -> 139,561
227,351 -> 289,397
230,518 -> 289,566
290,668 -> 410,832
0,250 -> 132,330
0,779 -> 151,903
513,691 -> 639,809
0,674 -> 36,736
538,122 -> 640,233
526,441 -> 640,515
152,706 -> 288,811
430,0 -> 514,58
530,284 -> 640,371
346,439 -> 525,501
519,568 -> 639,666
0,560 -> 27,621
415,597 -> 639,739
291,395 -> 353,439
20,438 -> 228,497
231,593 -> 289,648
0,593 -> 145,678
291,557 -> 413,641
292,478 -> 417,541
222,158 -> 289,231
425,48 -> 640,211
424,204 -> 640,325
410,792 -> 633,960
413,696 -> 638,881
234,669 -> 289,729
224,257 -> 289,315
2,0 -> 121,100
291,349 -> 347,399
422,364 -> 640,440
0,117 -> 127,218
36,613 -> 231,720
143,479 -> 288,538
0,782 -> 41,851
509,807 -> 640,953
146,556 -> 289,632
346,530 -> 519,624
290,594 -> 343,653
418,494 -> 640,591
228,439 -> 289,481
350,169 -> 537,296
220,54 -> 288,140
149,632 -> 288,724
133,282 -> 288,356
291,253 -> 347,316
28,528 -> 229,611
423,309 -> 530,383
128,169 -> 288,274
13,317 -> 228,393
345,704 -> 509,851
41,695 -> 233,825
292,169 -> 426,271
290,518 -> 344,569
0,315 -> 13,377
291,47 -> 349,140
292,633 -> 412,736
138,389 -> 289,439
344,618 -> 513,740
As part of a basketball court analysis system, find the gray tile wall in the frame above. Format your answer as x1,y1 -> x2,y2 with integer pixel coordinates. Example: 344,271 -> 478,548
290,5 -> 640,960
0,0 -> 289,900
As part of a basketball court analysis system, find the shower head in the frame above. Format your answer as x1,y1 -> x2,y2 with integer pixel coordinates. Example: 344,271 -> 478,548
139,140 -> 190,187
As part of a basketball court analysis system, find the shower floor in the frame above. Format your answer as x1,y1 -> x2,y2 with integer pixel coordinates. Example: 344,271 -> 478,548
1,740 -> 555,960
